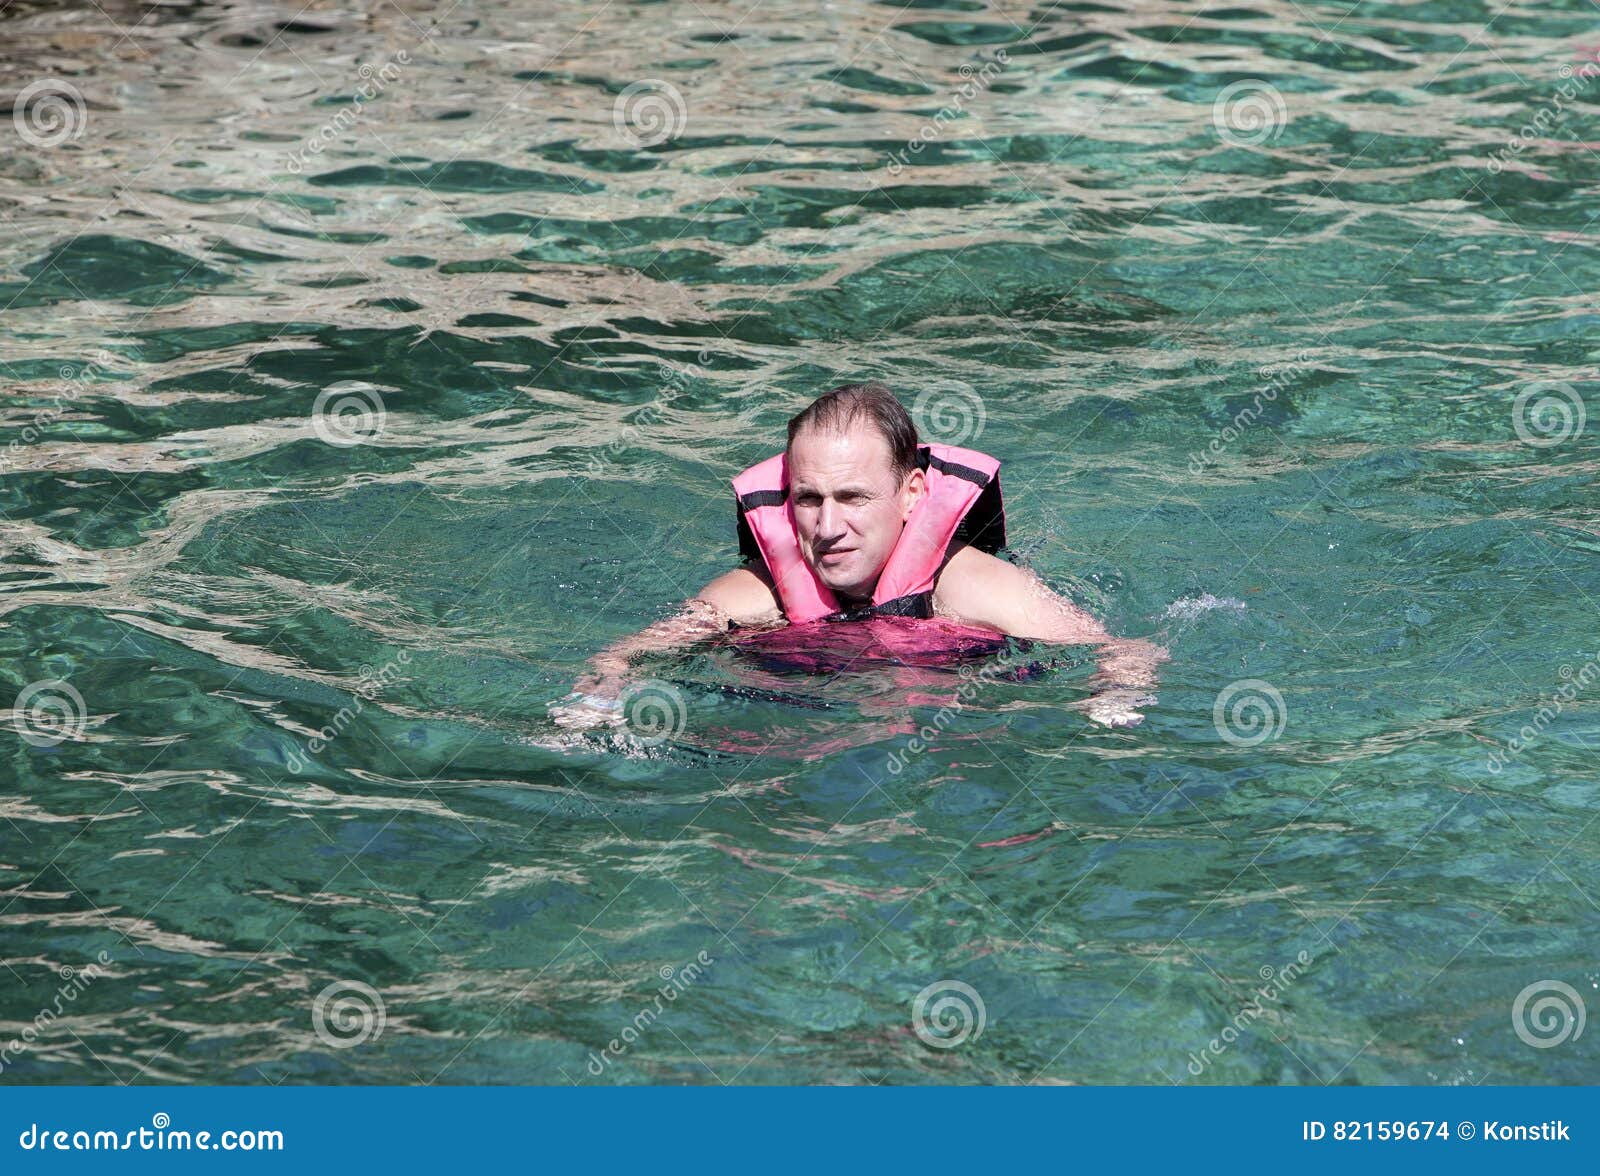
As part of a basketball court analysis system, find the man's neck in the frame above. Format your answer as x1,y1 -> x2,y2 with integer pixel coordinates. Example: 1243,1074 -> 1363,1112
836,587 -> 873,610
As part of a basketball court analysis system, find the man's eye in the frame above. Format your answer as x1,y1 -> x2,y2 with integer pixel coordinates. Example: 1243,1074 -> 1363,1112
796,494 -> 820,506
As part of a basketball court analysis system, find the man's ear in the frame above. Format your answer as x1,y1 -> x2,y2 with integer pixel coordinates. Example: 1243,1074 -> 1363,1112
900,467 -> 928,521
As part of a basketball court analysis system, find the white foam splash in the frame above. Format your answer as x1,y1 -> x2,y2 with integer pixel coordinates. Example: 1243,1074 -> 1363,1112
1161,593 -> 1247,623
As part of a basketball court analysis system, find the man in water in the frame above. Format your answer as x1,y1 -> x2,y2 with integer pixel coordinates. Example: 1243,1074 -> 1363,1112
554,382 -> 1165,729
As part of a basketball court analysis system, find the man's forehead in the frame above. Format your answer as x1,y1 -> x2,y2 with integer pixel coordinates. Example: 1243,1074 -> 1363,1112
787,426 -> 896,485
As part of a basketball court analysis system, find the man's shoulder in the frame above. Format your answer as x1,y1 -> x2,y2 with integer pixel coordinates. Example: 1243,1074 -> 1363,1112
934,545 -> 1110,642
938,543 -> 1022,592
932,544 -> 1040,633
933,543 -> 1016,611
694,565 -> 783,625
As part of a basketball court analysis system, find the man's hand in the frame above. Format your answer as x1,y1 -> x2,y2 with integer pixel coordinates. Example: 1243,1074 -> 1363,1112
548,593 -> 747,734
1076,687 -> 1157,729
548,671 -> 628,733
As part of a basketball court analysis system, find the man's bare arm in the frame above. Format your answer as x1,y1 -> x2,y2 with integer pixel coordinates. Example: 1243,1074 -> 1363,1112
934,545 -> 1168,726
579,569 -> 781,682
551,567 -> 782,729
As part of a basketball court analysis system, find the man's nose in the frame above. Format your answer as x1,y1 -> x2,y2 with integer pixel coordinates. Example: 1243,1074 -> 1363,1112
816,498 -> 845,540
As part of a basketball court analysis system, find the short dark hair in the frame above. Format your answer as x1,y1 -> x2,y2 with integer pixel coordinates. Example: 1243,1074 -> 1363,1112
786,382 -> 920,484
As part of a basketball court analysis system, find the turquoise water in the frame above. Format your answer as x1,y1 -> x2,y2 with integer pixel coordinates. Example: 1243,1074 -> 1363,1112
3,0 -> 1598,1084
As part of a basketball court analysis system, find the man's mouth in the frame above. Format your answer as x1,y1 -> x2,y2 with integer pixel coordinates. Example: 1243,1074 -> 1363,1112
818,548 -> 854,565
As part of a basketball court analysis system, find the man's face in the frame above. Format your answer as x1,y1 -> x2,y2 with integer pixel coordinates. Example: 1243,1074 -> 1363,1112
787,425 -> 926,600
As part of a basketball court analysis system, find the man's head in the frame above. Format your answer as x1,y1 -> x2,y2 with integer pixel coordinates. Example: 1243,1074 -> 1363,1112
785,382 -> 926,601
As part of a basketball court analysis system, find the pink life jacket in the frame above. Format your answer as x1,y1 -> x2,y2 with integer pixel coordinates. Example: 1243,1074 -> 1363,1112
732,442 -> 1006,624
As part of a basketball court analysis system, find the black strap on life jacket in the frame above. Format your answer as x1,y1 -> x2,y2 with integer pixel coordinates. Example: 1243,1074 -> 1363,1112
825,591 -> 934,623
